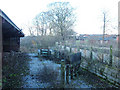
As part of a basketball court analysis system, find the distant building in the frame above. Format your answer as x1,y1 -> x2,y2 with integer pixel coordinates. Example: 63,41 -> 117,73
76,34 -> 118,44
0,9 -> 24,52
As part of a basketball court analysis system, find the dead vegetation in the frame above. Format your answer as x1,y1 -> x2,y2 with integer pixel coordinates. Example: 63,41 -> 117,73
2,52 -> 31,88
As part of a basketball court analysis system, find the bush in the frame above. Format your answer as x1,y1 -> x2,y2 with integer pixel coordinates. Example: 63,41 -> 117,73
2,52 -> 30,88
37,63 -> 58,83
36,61 -> 61,87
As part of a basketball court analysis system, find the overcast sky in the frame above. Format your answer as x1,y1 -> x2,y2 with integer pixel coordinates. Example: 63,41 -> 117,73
0,0 -> 119,35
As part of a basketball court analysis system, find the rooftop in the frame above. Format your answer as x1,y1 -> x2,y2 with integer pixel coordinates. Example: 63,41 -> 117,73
0,9 -> 24,37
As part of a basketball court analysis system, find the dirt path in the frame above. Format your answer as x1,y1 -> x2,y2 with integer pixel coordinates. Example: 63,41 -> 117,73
22,53 -> 61,88
21,53 -> 117,88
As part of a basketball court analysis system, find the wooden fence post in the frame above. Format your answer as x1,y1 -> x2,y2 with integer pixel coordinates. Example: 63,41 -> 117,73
66,64 -> 69,84
65,55 -> 70,84
70,64 -> 73,80
109,45 -> 112,66
85,49 -> 86,58
102,53 -> 104,62
61,59 -> 65,87
70,47 -> 72,53
74,64 -> 78,77
90,47 -> 93,60
76,63 -> 81,77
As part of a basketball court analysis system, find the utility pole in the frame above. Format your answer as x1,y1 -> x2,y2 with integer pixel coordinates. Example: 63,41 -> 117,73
118,1 -> 120,71
103,12 -> 106,44
118,2 -> 120,56
102,12 -> 106,62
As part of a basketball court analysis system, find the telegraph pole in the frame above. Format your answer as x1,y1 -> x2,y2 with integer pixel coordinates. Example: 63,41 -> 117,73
117,2 -> 120,86
103,12 -> 106,44
118,2 -> 120,57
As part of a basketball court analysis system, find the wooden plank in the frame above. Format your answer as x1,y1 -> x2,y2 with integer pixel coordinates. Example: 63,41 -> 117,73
0,13 -> 2,89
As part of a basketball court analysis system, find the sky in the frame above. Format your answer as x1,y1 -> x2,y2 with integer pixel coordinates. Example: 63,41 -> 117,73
0,0 -> 119,35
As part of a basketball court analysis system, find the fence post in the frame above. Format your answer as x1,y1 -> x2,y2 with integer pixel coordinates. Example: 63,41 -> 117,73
90,47 -> 93,60
85,49 -> 86,58
65,55 -> 70,84
74,64 -> 78,77
61,59 -> 65,87
109,45 -> 112,66
70,47 -> 72,53
70,64 -> 73,80
66,64 -> 69,84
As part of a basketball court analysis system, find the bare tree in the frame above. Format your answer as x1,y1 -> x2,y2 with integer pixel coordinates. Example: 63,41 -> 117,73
33,12 -> 48,36
47,2 -> 76,42
32,2 -> 76,38
28,26 -> 35,36
22,22 -> 36,36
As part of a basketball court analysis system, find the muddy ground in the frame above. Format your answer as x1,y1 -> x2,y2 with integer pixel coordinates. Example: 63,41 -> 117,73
2,53 -> 118,89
